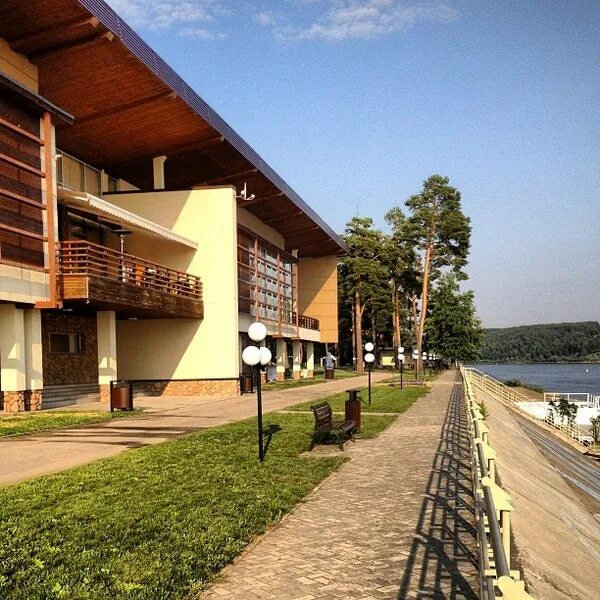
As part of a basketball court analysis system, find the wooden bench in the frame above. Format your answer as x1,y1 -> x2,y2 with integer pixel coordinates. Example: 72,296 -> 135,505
310,402 -> 356,450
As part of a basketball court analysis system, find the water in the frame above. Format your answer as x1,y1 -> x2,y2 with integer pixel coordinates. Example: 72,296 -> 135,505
473,363 -> 600,395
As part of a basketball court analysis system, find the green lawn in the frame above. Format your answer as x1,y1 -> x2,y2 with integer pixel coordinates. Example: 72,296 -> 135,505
0,411 -> 392,599
0,410 -> 140,438
288,384 -> 430,414
261,368 -> 358,391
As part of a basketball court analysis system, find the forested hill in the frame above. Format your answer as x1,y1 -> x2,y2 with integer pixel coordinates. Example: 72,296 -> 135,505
480,322 -> 600,363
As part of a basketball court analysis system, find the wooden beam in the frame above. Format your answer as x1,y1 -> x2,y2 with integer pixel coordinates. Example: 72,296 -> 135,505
75,92 -> 177,125
11,16 -> 100,53
285,229 -> 325,246
160,135 -> 225,160
263,210 -> 303,225
284,224 -> 320,236
198,168 -> 258,186
35,111 -> 58,309
31,30 -> 114,60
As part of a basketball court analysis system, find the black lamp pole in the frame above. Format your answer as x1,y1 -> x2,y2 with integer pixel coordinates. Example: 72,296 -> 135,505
368,362 -> 372,405
256,363 -> 264,462
400,362 -> 403,389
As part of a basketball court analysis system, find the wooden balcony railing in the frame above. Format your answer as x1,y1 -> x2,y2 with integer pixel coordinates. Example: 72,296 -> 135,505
296,313 -> 320,331
57,240 -> 203,318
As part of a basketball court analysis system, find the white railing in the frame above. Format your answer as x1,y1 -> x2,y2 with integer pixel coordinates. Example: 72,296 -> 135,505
461,367 -> 533,600
464,367 -> 597,450
544,392 -> 600,408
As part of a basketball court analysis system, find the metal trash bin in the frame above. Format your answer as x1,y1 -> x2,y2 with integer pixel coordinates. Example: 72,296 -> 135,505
240,373 -> 254,394
345,388 -> 361,432
325,368 -> 335,380
110,380 -> 133,412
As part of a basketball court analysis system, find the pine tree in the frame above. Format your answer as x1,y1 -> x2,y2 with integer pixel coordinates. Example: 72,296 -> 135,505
404,175 -> 471,372
341,217 -> 389,373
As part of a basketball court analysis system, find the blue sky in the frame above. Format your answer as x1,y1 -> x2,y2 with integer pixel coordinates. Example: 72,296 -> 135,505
106,1 -> 599,328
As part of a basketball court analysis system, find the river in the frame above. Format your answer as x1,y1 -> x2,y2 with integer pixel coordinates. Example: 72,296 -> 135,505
473,363 -> 600,395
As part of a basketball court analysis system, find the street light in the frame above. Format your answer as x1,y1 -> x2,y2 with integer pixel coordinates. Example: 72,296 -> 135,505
242,322 -> 271,462
412,349 -> 419,380
398,346 -> 404,389
364,347 -> 375,405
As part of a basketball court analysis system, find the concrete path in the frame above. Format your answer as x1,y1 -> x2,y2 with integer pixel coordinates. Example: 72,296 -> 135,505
472,387 -> 600,600
0,372 -> 389,486
201,371 -> 479,600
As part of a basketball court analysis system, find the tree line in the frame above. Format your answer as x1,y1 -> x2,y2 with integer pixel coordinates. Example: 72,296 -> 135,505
337,174 -> 483,371
481,321 -> 600,363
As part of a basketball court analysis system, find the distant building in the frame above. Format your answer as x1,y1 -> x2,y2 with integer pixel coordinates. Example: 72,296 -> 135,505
0,0 -> 345,411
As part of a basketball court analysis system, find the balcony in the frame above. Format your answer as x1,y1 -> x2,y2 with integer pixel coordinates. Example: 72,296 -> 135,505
297,314 -> 320,331
57,241 -> 203,319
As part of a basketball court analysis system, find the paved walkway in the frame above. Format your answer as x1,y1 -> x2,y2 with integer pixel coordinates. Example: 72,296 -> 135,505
0,372 -> 389,486
201,371 -> 479,600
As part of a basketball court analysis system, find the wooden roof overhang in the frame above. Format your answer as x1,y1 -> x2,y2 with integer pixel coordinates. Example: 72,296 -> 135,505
0,0 -> 347,259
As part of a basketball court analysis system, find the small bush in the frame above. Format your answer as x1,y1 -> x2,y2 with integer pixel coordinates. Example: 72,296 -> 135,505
504,379 -> 522,387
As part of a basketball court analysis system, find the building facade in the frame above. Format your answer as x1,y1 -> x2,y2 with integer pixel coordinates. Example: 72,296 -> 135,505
0,0 -> 345,411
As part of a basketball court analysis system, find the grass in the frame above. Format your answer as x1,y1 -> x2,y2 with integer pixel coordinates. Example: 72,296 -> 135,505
262,367 -> 358,391
0,410 -> 393,599
0,410 -> 140,438
288,384 -> 429,414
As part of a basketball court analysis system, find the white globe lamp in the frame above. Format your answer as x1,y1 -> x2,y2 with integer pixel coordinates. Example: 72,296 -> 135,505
242,345 -> 261,367
364,342 -> 374,352
248,322 -> 267,343
259,347 -> 272,366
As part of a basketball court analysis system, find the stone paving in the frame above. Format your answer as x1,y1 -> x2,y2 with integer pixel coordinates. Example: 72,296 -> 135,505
201,371 -> 479,600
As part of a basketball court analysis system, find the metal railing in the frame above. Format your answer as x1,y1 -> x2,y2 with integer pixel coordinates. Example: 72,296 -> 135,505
58,240 -> 202,301
461,366 -> 534,600
464,367 -> 597,451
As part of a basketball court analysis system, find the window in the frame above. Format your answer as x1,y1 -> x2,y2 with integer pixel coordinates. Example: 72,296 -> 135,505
49,333 -> 82,355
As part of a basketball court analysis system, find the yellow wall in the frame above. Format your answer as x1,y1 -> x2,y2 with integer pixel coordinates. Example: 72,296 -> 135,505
110,188 -> 240,380
237,206 -> 285,249
297,255 -> 339,343
0,38 -> 38,91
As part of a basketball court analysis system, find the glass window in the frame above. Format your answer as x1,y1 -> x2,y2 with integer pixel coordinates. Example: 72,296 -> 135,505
49,333 -> 82,354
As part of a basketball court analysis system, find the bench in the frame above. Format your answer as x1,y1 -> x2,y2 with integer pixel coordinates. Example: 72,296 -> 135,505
310,402 -> 356,450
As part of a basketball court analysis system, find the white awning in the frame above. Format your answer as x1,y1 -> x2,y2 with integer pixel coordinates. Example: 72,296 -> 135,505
58,188 -> 198,250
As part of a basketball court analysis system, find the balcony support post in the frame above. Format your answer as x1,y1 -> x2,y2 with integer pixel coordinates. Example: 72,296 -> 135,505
275,338 -> 287,382
97,311 -> 117,404
292,339 -> 302,380
306,341 -> 314,379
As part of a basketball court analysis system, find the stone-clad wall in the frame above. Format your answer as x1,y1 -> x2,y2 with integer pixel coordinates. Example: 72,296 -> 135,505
1,390 -> 42,413
131,379 -> 240,399
42,312 -> 98,385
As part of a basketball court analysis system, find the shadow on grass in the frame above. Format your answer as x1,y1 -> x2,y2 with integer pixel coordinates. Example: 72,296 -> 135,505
263,423 -> 282,457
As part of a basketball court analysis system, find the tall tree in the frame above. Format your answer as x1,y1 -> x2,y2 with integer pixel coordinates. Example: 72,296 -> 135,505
405,175 -> 471,371
341,217 -> 389,372
384,207 -> 419,360
425,274 -> 483,364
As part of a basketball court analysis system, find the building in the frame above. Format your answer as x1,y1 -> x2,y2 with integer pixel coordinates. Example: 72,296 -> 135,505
0,0 -> 346,411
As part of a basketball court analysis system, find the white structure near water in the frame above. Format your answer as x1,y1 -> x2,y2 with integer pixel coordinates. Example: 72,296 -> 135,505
516,393 -> 600,426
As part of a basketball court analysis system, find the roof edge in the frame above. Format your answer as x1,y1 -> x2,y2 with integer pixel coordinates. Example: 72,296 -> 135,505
77,0 -> 347,254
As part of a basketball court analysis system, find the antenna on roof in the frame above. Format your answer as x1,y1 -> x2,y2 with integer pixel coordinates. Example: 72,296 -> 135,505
237,182 -> 255,202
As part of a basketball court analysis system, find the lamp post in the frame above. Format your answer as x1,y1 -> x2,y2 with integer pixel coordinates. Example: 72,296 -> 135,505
422,351 -> 428,379
364,342 -> 375,405
412,349 -> 419,380
241,322 -> 271,462
398,346 -> 404,389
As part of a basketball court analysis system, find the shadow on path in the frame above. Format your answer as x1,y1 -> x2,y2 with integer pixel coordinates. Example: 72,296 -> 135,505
397,379 -> 479,599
